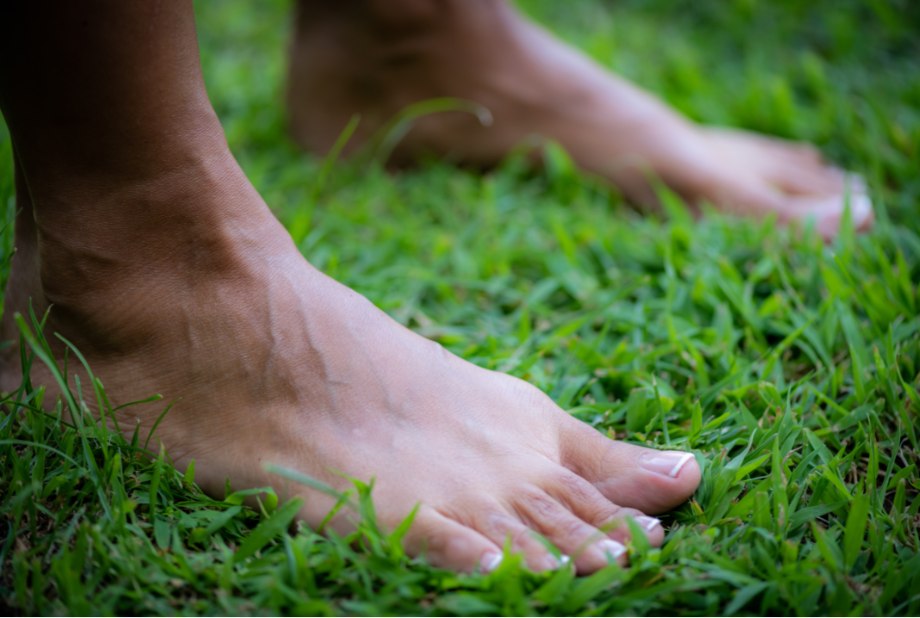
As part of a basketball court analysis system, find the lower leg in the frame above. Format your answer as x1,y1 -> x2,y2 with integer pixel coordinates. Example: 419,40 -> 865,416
1,0 -> 700,573
287,0 -> 872,239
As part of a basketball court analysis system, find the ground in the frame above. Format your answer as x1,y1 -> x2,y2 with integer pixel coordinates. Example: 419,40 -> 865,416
1,0 -> 919,614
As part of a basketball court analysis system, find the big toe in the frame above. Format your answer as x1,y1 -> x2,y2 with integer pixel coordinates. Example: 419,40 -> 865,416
559,417 -> 701,514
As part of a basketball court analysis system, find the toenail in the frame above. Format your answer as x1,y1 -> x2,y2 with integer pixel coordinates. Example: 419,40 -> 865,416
848,194 -> 873,226
548,554 -> 571,570
597,539 -> 626,561
635,516 -> 661,532
481,552 -> 503,573
639,451 -> 694,478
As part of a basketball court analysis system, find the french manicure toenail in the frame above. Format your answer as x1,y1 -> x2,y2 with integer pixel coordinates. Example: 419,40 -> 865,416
548,554 -> 571,569
851,194 -> 873,224
481,553 -> 502,573
598,539 -> 626,560
636,516 -> 661,532
639,451 -> 694,478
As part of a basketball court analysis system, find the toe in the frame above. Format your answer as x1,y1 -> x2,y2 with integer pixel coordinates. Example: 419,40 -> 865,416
463,505 -> 576,572
769,162 -> 847,197
786,191 -> 875,240
403,507 -> 504,573
542,467 -> 666,546
559,417 -> 701,514
512,487 -> 630,574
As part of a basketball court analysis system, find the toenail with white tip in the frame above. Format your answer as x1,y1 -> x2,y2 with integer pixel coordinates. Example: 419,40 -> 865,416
548,554 -> 571,570
847,193 -> 873,228
639,450 -> 694,478
597,539 -> 627,560
636,516 -> 661,532
481,552 -> 503,573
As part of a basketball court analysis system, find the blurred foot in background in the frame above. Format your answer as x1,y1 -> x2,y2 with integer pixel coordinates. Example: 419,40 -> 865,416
287,0 -> 873,239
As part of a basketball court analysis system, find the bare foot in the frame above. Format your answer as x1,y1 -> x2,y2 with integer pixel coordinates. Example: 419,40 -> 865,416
0,0 -> 699,575
287,0 -> 873,239
0,150 -> 701,574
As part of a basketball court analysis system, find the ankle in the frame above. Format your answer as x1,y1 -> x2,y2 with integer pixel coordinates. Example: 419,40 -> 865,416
29,150 -> 277,326
287,0 -> 515,154
291,0 -> 515,58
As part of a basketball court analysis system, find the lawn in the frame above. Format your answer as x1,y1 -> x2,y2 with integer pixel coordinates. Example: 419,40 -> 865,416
2,0 -> 919,615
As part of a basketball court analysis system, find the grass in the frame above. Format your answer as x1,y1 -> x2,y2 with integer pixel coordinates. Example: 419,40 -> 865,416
1,0 -> 919,614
